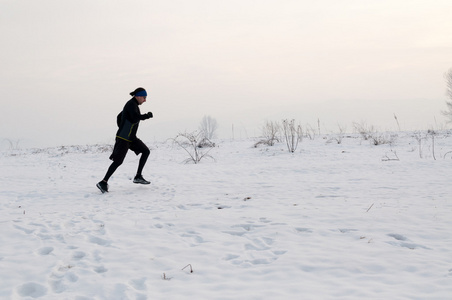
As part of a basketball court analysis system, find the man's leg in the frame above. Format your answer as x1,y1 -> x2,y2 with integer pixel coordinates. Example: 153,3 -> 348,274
131,139 -> 151,184
97,139 -> 129,192
103,160 -> 122,182
137,148 -> 150,177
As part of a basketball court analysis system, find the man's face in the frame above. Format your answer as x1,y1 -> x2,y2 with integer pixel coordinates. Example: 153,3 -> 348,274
136,96 -> 147,105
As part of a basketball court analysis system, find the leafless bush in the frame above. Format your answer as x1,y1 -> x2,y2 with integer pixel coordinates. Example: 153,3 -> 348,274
304,124 -> 316,140
282,119 -> 302,153
370,133 -> 397,146
413,130 -> 441,159
413,131 -> 425,158
197,137 -> 216,148
4,139 -> 21,151
199,115 -> 218,140
353,122 -> 395,145
353,121 -> 375,141
328,123 -> 347,144
428,129 -> 437,160
254,121 -> 280,147
172,131 -> 215,164
263,120 -> 281,145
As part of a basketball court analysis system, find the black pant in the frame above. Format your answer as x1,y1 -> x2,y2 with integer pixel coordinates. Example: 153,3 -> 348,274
103,138 -> 150,182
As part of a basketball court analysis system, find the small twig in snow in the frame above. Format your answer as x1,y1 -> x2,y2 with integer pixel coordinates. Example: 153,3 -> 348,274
366,203 -> 374,213
182,264 -> 194,273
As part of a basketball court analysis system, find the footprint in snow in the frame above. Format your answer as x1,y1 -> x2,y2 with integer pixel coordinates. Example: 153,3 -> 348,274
47,252 -> 83,293
222,219 -> 288,267
222,230 -> 246,237
226,237 -> 286,267
224,254 -> 240,261
339,228 -> 358,233
13,224 -> 35,234
231,224 -> 265,232
295,227 -> 313,233
387,233 -> 429,250
72,251 -> 86,260
93,265 -> 108,274
15,282 -> 48,298
37,246 -> 54,256
128,277 -> 147,291
48,277 -> 67,294
388,233 -> 407,241
88,234 -> 111,246
180,231 -> 204,246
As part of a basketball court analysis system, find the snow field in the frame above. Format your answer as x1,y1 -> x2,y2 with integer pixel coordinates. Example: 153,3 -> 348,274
0,132 -> 451,299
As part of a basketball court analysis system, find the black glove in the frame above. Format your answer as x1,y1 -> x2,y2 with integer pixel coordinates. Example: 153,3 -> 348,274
146,112 -> 153,119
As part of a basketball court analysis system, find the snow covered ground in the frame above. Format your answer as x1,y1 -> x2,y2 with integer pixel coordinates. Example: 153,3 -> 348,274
1,131 -> 451,299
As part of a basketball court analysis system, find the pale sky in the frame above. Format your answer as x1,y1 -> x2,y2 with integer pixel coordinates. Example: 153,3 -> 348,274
1,0 -> 451,148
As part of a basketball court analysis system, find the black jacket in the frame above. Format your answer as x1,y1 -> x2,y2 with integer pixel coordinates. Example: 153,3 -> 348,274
116,98 -> 150,142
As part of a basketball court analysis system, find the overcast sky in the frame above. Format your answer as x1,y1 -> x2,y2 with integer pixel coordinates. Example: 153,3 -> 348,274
1,0 -> 451,148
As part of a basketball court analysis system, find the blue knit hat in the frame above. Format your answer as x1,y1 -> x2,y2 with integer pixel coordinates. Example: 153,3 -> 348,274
135,90 -> 147,97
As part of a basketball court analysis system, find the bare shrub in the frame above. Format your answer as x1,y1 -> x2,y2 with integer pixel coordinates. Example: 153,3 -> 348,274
413,130 -> 440,159
254,121 -> 280,147
282,119 -> 302,153
197,137 -> 216,148
353,121 -> 374,141
353,122 -> 395,146
327,123 -> 347,144
428,129 -> 437,160
370,133 -> 397,146
172,131 -> 215,164
199,115 -> 218,140
413,131 -> 425,158
303,124 -> 316,140
4,139 -> 21,151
